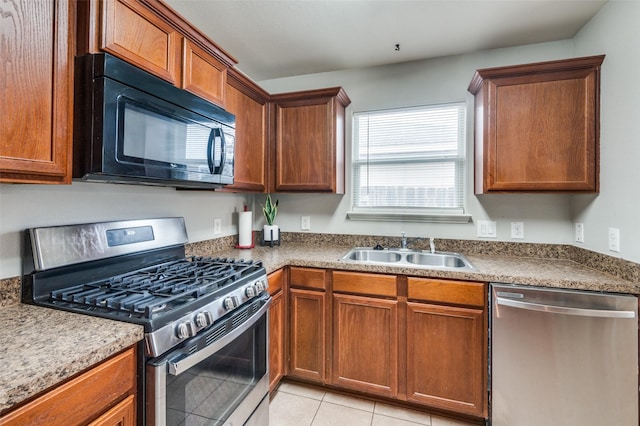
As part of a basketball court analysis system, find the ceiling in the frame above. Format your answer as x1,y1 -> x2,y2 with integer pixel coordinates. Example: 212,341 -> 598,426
164,0 -> 607,81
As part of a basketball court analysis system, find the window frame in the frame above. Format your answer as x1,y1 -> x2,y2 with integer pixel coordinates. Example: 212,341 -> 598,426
347,102 -> 471,223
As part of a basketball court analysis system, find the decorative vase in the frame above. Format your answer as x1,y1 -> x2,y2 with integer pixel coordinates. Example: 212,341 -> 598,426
263,224 -> 280,242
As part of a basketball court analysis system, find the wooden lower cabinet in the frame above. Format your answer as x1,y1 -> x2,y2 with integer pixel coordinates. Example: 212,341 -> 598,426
289,287 -> 326,383
332,293 -> 398,398
0,346 -> 137,426
406,302 -> 486,417
88,394 -> 135,426
268,269 -> 285,392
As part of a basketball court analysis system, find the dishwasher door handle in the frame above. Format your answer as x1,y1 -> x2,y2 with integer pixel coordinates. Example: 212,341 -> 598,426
496,296 -> 637,318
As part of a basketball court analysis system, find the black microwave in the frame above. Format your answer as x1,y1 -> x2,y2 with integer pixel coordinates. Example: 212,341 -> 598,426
74,53 -> 235,188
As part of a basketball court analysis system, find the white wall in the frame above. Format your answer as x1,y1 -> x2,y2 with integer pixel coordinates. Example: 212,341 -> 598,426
570,0 -> 640,261
0,182 -> 250,278
259,41 -> 577,247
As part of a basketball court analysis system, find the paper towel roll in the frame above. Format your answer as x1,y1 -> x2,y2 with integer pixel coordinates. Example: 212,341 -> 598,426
238,210 -> 253,247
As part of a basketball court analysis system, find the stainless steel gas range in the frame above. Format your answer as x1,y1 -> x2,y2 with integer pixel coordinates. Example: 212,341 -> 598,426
21,217 -> 270,426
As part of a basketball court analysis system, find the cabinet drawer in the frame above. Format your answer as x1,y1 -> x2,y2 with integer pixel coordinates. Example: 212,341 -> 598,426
333,271 -> 397,297
408,278 -> 485,308
290,267 -> 326,290
0,347 -> 136,426
268,269 -> 284,296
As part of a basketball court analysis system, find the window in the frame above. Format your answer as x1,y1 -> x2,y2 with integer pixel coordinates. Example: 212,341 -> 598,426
350,102 -> 468,222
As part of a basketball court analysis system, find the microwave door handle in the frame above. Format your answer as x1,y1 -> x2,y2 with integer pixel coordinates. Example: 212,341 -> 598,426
213,128 -> 226,175
207,129 -> 216,174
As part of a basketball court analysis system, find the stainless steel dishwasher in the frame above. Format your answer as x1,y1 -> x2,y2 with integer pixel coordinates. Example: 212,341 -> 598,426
491,283 -> 638,426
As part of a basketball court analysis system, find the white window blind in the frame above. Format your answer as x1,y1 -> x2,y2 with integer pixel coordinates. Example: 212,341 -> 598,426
352,102 -> 466,217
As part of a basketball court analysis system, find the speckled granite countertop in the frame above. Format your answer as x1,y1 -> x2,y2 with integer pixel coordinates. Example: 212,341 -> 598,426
188,241 -> 640,295
0,304 -> 143,414
2,235 -> 638,415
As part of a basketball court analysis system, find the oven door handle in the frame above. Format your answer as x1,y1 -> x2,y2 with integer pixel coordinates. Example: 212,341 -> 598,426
168,297 -> 271,376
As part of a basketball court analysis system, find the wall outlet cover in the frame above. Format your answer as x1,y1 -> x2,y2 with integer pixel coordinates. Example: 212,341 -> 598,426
213,218 -> 222,235
511,222 -> 524,239
575,223 -> 584,243
608,228 -> 620,252
301,216 -> 311,231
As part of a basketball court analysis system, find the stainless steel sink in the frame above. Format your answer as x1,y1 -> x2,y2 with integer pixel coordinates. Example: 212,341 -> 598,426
343,249 -> 402,263
406,252 -> 469,268
340,247 -> 474,270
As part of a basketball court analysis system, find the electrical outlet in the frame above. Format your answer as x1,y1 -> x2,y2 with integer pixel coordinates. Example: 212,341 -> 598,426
477,220 -> 497,238
608,228 -> 620,252
575,223 -> 584,243
301,216 -> 311,231
213,218 -> 222,235
511,222 -> 524,239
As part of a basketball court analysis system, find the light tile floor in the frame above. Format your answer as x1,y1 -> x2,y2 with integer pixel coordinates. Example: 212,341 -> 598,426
269,381 -> 478,426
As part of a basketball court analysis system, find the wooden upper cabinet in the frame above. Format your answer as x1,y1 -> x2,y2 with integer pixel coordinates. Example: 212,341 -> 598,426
272,87 -> 351,193
468,55 -> 604,193
223,69 -> 269,192
0,0 -> 74,184
182,39 -> 226,106
78,0 -> 236,106
100,0 -> 181,85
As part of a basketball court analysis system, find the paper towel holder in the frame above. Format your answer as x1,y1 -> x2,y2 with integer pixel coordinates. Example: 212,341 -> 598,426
236,206 -> 255,249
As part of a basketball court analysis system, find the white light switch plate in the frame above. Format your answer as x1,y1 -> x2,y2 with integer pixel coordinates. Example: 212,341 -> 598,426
213,218 -> 222,235
477,220 -> 497,238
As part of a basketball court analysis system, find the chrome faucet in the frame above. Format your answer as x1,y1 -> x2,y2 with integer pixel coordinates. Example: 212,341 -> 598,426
401,232 -> 408,249
429,237 -> 436,254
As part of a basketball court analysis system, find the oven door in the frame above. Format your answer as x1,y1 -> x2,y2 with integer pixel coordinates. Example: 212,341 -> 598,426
147,296 -> 270,426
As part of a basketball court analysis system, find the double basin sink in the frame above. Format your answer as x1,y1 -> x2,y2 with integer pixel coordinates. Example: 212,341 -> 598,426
341,247 -> 475,270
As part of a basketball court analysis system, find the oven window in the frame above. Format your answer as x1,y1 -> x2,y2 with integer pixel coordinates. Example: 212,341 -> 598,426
165,318 -> 267,425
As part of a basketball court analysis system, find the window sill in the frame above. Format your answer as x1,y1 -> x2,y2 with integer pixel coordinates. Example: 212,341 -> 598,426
346,211 -> 472,224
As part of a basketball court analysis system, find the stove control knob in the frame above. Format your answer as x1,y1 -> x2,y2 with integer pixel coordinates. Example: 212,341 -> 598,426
176,320 -> 196,339
255,280 -> 267,292
223,296 -> 239,311
195,311 -> 214,328
245,285 -> 257,298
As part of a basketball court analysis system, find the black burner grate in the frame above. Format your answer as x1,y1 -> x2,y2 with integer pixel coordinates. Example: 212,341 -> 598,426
49,256 -> 263,318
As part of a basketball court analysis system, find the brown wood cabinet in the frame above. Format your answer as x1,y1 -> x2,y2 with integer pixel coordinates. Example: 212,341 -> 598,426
0,346 -> 137,426
271,87 -> 351,193
406,278 -> 487,418
332,271 -> 399,398
0,0 -> 75,184
268,269 -> 286,392
288,267 -> 327,383
78,0 -> 236,106
223,69 -> 270,192
468,55 -> 604,193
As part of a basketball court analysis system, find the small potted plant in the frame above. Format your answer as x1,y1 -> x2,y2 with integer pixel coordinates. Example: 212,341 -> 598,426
260,194 -> 279,243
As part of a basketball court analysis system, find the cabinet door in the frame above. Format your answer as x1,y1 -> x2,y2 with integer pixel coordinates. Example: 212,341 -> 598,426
0,347 -> 137,426
273,87 -> 350,193
0,0 -> 74,184
332,293 -> 398,398
182,39 -> 226,107
223,71 -> 269,192
469,55 -> 604,193
101,0 -> 181,84
87,394 -> 135,426
268,290 -> 285,393
289,288 -> 326,383
268,270 -> 285,392
406,302 -> 487,418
